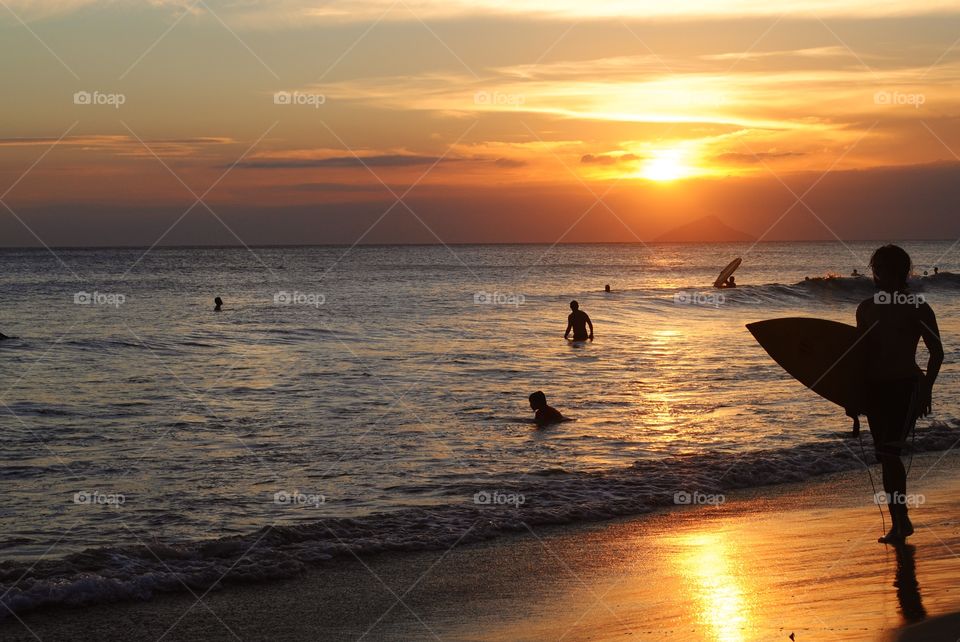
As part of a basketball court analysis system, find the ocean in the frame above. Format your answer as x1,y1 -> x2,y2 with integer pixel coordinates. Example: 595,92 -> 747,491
1,241 -> 958,614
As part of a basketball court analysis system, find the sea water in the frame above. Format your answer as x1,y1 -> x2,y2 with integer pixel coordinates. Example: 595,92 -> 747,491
0,241 -> 958,612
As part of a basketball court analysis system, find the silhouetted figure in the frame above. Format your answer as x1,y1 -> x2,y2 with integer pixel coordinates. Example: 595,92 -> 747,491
564,300 -> 593,341
852,269 -> 861,277
214,296 -> 223,312
529,391 -> 564,427
894,544 -> 927,622
850,245 -> 943,544
719,275 -> 736,288
934,267 -> 939,275
604,284 -> 611,293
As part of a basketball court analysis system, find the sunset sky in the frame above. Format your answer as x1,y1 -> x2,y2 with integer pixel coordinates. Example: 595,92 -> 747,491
2,0 -> 960,245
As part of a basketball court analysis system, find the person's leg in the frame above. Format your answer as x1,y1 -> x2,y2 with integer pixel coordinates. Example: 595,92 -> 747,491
879,451 -> 906,499
870,380 -> 917,543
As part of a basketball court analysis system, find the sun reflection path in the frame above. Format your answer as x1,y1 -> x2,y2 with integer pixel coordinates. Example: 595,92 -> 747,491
678,531 -> 753,642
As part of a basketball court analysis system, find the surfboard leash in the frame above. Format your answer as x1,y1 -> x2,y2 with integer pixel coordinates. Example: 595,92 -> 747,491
857,430 -> 886,536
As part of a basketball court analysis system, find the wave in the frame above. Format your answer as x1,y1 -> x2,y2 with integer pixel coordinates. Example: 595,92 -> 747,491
2,420 -> 957,617
662,272 -> 960,308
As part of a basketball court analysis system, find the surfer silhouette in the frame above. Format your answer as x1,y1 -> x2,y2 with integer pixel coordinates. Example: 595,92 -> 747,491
850,245 -> 943,544
722,276 -> 736,288
529,391 -> 565,427
214,296 -> 223,311
565,301 -> 593,341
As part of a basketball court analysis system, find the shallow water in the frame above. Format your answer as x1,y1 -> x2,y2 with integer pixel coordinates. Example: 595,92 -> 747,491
0,241 -> 958,612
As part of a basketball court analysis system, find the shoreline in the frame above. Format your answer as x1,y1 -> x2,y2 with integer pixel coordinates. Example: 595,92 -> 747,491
5,451 -> 960,641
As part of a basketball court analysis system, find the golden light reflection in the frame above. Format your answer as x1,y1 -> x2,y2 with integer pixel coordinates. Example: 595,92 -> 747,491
678,532 -> 750,642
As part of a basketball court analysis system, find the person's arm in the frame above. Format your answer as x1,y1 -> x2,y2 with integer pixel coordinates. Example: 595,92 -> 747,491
846,302 -> 871,433
919,304 -> 944,417
586,314 -> 594,340
564,316 -> 572,339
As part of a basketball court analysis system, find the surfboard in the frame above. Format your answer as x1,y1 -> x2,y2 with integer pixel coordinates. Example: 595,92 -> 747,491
746,317 -> 862,409
714,257 -> 742,288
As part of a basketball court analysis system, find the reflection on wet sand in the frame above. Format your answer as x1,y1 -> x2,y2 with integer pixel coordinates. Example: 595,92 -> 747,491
679,532 -> 752,642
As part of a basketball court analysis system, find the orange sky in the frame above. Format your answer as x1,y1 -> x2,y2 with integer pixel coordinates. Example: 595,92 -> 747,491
2,1 -> 960,244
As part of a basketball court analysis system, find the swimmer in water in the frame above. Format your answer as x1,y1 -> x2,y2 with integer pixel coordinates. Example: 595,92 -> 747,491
529,391 -> 565,427
564,300 -> 593,341
214,296 -> 223,311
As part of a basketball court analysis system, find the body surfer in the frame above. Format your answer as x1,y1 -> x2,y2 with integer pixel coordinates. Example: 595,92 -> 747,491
529,391 -> 565,427
850,245 -> 943,544
564,301 -> 593,341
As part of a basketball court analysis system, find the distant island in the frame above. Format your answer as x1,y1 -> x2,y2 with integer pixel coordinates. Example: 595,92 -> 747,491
656,215 -> 756,243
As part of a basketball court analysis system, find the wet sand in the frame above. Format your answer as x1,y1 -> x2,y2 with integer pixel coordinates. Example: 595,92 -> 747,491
4,450 -> 960,641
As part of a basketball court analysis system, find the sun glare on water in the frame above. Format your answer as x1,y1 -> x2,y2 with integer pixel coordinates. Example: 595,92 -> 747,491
638,148 -> 694,181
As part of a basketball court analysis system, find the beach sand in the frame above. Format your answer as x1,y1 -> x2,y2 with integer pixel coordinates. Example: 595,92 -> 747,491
4,450 -> 960,642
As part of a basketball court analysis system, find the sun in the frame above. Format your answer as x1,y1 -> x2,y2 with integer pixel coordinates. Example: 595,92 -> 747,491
638,148 -> 694,181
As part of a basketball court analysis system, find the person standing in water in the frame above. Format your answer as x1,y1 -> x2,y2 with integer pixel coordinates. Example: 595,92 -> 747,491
214,296 -> 223,311
851,245 -> 943,543
564,300 -> 593,341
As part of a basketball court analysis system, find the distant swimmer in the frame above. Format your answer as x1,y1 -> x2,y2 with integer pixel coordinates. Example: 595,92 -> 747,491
604,284 -> 611,293
564,300 -> 593,341
529,391 -> 565,427
934,266 -> 939,275
719,275 -> 736,289
852,269 -> 861,277
214,296 -> 223,311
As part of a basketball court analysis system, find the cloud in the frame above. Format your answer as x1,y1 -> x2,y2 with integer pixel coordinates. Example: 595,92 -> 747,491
714,151 -> 808,164
232,153 -> 525,170
9,0 -> 960,23
580,153 -> 640,165
231,154 -> 455,169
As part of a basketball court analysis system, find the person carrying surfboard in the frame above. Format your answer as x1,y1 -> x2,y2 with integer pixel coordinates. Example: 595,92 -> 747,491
850,244 -> 943,544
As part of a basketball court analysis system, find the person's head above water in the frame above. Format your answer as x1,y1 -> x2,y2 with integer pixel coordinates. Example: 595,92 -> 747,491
604,284 -> 611,292
214,296 -> 223,310
870,244 -> 911,292
569,300 -> 579,311
529,390 -> 547,410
